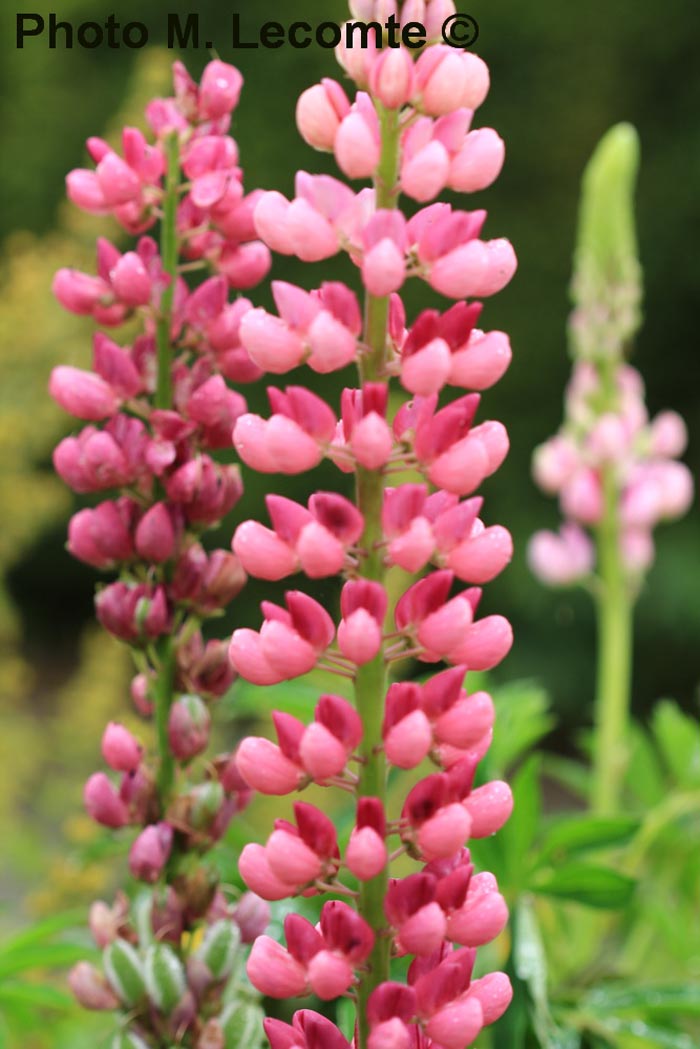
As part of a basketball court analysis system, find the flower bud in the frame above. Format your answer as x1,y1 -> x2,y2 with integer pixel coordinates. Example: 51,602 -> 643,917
68,961 -> 120,1010
84,772 -> 129,828
196,919 -> 241,981
168,694 -> 211,761
103,938 -> 146,1006
129,822 -> 173,883
101,722 -> 142,773
143,942 -> 186,1014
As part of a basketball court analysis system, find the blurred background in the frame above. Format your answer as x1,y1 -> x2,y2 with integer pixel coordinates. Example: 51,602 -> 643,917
0,0 -> 698,959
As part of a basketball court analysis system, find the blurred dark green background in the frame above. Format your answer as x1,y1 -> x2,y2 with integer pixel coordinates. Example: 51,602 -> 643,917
1,0 -> 698,780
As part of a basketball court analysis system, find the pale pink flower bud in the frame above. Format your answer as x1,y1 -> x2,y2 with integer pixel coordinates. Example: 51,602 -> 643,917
369,1019 -> 412,1049
528,524 -> 595,586
96,153 -> 140,207
649,411 -> 688,457
350,412 -> 394,469
101,722 -> 142,772
426,997 -> 483,1049
335,112 -> 381,179
385,709 -> 433,769
129,822 -> 173,883
418,802 -> 472,860
168,695 -> 211,761
532,435 -> 580,493
447,525 -> 513,584
233,521 -> 297,580
338,608 -> 383,665
621,529 -> 654,573
299,722 -> 348,781
199,60 -> 243,119
654,461 -> 694,519
423,0 -> 457,38
232,892 -> 271,943
447,874 -> 508,946
53,268 -> 109,314
286,198 -> 339,262
265,415 -> 325,474
449,128 -> 505,192
253,192 -> 295,255
561,468 -> 604,524
450,329 -> 512,390
49,366 -> 117,420
397,902 -> 448,956
239,309 -> 305,373
239,843 -> 296,900
447,614 -> 513,671
135,502 -> 176,563
587,413 -> 630,461
346,826 -> 388,880
362,239 -> 406,296
236,737 -> 303,795
229,628 -> 281,685
84,772 -> 129,828
297,521 -> 346,578
296,79 -> 350,150
69,962 -> 120,1011
467,972 -> 513,1025
307,951 -> 354,1000
110,252 -> 152,307
247,937 -> 308,999
388,517 -> 435,573
66,169 -> 106,212
402,141 -> 450,203
266,830 -> 322,885
369,48 -> 416,109
434,691 -> 494,749
401,337 -> 452,395
418,596 -> 473,657
464,780 -> 513,837
307,309 -> 358,372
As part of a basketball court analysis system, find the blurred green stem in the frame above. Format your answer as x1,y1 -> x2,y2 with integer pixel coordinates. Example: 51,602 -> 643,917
354,104 -> 400,1049
591,367 -> 634,814
155,132 -> 180,410
153,132 -> 180,807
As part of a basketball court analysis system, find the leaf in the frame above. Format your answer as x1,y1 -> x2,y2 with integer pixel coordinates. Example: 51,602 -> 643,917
498,754 -> 542,887
513,901 -> 580,1049
0,982 -> 73,1010
488,681 -> 555,774
0,943 -> 90,980
220,669 -> 352,722
541,753 -> 591,802
0,910 -> 85,955
652,700 -> 700,789
582,983 -> 700,1018
335,997 -> 356,1041
537,815 -> 639,865
532,864 -> 635,909
590,1017 -> 696,1049
625,722 -> 666,806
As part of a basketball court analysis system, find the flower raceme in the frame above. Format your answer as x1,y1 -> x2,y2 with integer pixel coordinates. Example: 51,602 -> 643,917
51,59 -> 275,1044
226,9 -> 517,1049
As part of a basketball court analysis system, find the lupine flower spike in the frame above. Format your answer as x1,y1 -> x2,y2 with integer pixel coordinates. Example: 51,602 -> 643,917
229,4 -> 517,1047
52,60 -> 273,1043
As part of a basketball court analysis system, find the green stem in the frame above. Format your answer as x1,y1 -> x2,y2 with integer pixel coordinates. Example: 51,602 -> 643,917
354,105 -> 401,1049
591,366 -> 635,814
155,132 -> 180,410
154,636 -> 176,805
152,133 -> 180,806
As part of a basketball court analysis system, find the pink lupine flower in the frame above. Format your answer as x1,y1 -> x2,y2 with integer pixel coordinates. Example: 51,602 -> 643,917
83,772 -> 130,828
334,94 -> 382,179
229,590 -> 335,684
528,524 -> 595,586
234,386 -> 337,474
337,580 -> 387,665
129,822 -> 173,883
296,79 -> 351,151
101,722 -> 142,773
346,798 -> 388,880
49,366 -> 119,420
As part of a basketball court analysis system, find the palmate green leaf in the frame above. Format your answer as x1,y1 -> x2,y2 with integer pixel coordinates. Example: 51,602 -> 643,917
537,815 -> 639,865
499,755 -> 542,887
540,753 -> 591,802
625,722 -> 666,806
532,863 -> 635,909
0,910 -> 85,956
582,983 -> 700,1018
